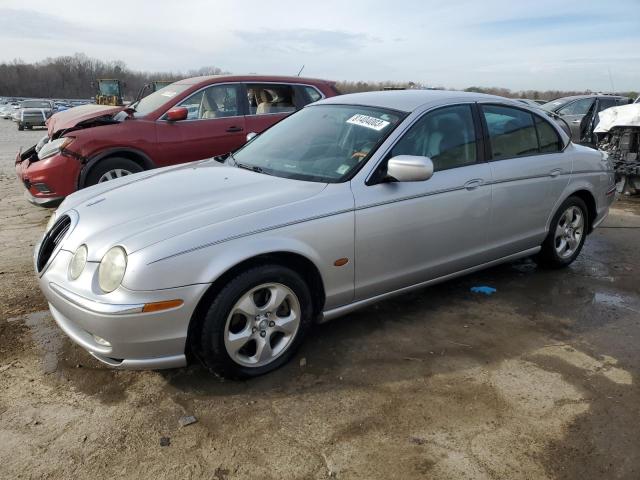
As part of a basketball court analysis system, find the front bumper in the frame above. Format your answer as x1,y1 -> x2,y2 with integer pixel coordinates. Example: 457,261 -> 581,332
16,147 -> 81,207
37,248 -> 209,370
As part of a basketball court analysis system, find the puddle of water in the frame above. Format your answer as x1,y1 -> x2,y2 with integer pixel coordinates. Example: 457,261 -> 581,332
593,292 -> 640,315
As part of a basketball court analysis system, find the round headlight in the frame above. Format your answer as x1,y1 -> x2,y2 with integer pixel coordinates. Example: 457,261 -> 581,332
98,246 -> 127,293
45,213 -> 57,232
68,244 -> 87,280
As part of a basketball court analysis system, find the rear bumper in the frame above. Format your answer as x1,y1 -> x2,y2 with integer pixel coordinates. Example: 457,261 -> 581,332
16,147 -> 80,207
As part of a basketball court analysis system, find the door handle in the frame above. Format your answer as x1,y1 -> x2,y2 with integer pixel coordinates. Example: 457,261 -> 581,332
463,178 -> 484,190
549,168 -> 563,177
571,120 -> 581,124
226,126 -> 244,132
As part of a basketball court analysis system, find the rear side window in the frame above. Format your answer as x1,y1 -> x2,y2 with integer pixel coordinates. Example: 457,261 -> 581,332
481,105 -> 538,160
535,116 -> 562,152
246,83 -> 297,115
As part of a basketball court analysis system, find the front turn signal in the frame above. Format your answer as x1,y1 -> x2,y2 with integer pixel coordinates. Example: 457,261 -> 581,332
142,299 -> 184,313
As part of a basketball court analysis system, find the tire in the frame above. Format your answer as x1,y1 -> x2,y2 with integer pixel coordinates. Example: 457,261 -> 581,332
17,123 -> 23,131
536,196 -> 588,269
197,264 -> 313,379
84,157 -> 143,187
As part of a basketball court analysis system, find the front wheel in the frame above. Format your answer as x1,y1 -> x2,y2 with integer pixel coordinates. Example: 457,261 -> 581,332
536,196 -> 588,269
85,157 -> 143,187
17,123 -> 23,131
197,264 -> 313,379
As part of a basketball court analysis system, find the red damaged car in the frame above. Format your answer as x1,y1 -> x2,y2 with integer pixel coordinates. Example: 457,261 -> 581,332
15,75 -> 339,207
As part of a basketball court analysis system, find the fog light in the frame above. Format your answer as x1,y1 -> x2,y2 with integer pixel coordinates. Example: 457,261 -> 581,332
92,334 -> 111,347
33,182 -> 53,193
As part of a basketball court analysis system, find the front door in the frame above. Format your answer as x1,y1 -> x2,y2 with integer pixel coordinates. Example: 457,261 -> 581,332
352,104 -> 493,300
556,97 -> 594,142
155,83 -> 245,166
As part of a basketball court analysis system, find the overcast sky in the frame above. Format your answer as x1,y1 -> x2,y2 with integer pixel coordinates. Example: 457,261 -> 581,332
1,0 -> 639,91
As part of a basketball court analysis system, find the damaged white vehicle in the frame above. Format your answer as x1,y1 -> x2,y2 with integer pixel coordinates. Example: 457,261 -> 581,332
595,103 -> 640,194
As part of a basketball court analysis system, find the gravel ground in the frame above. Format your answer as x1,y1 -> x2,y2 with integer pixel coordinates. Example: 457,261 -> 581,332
1,117 -> 640,479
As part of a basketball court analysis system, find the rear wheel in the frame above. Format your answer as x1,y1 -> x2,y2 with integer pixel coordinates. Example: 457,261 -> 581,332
197,264 -> 313,379
17,123 -> 23,131
536,196 -> 588,269
85,157 -> 143,187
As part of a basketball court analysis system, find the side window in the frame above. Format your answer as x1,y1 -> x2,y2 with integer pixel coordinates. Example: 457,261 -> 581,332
481,105 -> 538,160
246,84 -> 297,115
557,98 -> 594,116
535,116 -> 562,153
174,84 -> 239,120
598,98 -> 617,112
303,86 -> 323,103
390,104 -> 477,172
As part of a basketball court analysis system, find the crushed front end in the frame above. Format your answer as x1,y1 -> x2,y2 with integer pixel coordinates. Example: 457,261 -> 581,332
15,135 -> 81,207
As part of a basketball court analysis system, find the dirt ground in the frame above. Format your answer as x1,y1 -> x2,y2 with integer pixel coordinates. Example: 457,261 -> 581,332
1,118 -> 639,480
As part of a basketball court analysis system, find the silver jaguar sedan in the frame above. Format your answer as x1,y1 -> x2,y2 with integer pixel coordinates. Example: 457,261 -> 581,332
36,90 -> 616,378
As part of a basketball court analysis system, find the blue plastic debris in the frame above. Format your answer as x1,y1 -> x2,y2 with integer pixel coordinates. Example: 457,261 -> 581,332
470,286 -> 496,295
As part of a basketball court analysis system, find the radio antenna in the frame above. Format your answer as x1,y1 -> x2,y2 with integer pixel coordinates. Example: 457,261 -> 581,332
297,64 -> 305,77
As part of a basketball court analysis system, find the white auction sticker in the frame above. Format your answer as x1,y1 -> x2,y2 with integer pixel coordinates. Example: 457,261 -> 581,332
346,114 -> 390,131
161,91 -> 178,97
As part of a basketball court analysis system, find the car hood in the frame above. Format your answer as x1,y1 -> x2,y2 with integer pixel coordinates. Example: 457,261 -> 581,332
47,104 -> 124,136
595,103 -> 640,133
59,161 -> 328,260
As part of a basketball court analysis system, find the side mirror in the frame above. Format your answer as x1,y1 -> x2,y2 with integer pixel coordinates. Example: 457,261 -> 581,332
386,155 -> 434,182
166,106 -> 188,121
246,132 -> 258,142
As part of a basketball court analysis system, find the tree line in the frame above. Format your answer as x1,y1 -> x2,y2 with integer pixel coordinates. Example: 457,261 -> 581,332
0,53 -> 226,100
0,53 -> 636,102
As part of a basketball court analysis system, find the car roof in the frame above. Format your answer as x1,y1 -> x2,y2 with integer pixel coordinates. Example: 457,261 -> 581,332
547,94 -> 626,103
315,89 -> 518,113
174,74 -> 334,87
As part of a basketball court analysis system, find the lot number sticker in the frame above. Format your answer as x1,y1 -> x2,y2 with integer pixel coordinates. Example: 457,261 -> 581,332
346,114 -> 390,131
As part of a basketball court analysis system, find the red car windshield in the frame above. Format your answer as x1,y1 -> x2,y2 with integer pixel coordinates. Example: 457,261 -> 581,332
133,83 -> 191,117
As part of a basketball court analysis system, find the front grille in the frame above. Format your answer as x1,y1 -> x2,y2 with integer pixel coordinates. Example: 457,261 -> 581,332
37,215 -> 71,272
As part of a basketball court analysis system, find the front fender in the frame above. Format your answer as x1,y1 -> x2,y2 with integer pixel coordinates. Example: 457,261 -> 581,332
122,210 -> 355,310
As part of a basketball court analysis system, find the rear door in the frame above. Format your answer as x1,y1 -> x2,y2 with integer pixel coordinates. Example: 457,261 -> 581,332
481,103 -> 571,258
243,83 -> 312,136
154,83 -> 245,166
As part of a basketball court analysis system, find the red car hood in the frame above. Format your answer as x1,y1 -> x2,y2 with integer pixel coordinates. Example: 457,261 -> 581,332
47,104 -> 124,136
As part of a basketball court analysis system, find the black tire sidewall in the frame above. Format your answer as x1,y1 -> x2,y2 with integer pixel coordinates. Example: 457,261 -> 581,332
539,196 -> 589,268
85,157 -> 143,187
198,264 -> 313,379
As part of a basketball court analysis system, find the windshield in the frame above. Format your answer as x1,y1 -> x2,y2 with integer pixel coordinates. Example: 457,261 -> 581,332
21,100 -> 51,109
232,104 -> 404,183
540,98 -> 573,112
133,83 -> 191,117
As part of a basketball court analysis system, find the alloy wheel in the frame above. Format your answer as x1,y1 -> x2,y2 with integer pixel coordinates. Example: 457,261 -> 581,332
554,205 -> 584,259
223,283 -> 301,368
98,168 -> 132,183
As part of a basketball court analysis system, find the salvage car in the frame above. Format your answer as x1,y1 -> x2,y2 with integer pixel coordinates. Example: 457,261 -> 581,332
15,75 -> 338,207
595,102 -> 640,194
16,99 -> 55,130
541,94 -> 631,143
36,90 -> 616,378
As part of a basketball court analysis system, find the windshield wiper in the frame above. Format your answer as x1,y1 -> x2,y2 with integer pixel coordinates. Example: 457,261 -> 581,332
236,162 -> 264,173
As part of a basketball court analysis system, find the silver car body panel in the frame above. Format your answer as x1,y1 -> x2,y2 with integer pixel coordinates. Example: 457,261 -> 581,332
39,90 -> 615,369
